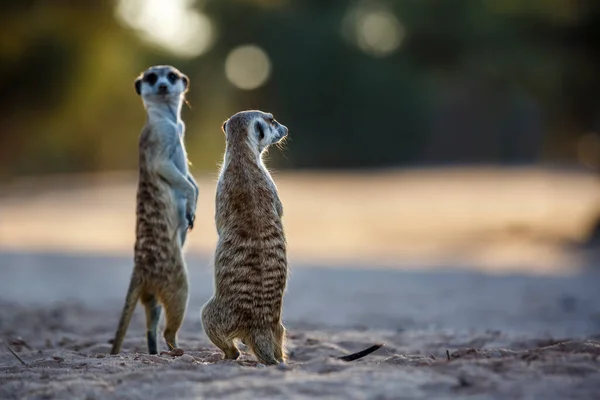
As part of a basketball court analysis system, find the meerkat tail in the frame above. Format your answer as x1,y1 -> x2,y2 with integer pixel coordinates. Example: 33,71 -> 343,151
247,330 -> 279,365
110,276 -> 143,355
336,343 -> 384,362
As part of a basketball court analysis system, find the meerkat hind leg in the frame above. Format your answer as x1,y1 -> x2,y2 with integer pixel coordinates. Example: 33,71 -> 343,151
204,325 -> 240,359
273,323 -> 286,363
162,284 -> 188,350
141,293 -> 162,354
213,334 -> 240,360
246,330 -> 279,365
202,302 -> 240,360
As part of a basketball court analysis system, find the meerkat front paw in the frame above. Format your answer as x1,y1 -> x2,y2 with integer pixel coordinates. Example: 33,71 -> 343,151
185,192 -> 196,230
186,212 -> 195,230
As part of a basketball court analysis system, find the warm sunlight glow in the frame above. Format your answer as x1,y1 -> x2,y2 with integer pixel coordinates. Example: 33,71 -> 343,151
342,6 -> 404,58
116,0 -> 214,58
358,11 -> 404,57
225,45 -> 272,90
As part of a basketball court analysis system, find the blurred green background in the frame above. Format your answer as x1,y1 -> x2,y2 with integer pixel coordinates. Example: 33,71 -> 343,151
1,0 -> 599,179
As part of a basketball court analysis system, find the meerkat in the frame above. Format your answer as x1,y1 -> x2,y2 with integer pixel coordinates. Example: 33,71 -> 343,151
201,111 -> 383,365
110,65 -> 198,355
201,110 -> 289,365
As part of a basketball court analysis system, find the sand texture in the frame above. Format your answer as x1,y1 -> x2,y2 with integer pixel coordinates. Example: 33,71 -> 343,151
1,252 -> 600,399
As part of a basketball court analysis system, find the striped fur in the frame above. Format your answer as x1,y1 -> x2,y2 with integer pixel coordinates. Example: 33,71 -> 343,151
202,110 -> 289,365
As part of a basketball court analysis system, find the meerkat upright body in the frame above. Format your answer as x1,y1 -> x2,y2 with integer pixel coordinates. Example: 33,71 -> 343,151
110,65 -> 198,355
202,110 -> 289,365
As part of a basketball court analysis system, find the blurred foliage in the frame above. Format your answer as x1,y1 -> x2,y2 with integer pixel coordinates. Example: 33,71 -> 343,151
0,0 -> 598,179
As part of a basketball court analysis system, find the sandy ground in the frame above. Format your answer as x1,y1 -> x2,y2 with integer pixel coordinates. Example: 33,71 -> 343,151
1,251 -> 600,399
1,168 -> 600,399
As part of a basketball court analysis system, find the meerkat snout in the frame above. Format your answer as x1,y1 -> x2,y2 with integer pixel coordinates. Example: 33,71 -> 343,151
258,117 -> 288,143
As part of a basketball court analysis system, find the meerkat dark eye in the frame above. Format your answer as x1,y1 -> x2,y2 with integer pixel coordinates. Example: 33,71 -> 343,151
167,72 -> 178,84
255,120 -> 265,140
144,73 -> 158,85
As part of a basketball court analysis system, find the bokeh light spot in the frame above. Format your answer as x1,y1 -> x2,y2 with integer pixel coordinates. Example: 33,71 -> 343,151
357,11 -> 404,57
116,0 -> 214,58
225,45 -> 272,90
342,5 -> 405,58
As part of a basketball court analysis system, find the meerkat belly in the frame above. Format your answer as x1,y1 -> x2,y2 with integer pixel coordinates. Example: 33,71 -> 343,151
214,211 -> 288,317
134,177 -> 183,279
171,142 -> 188,173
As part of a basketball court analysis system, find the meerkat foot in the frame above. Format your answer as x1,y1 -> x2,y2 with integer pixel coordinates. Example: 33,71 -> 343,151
209,334 -> 239,360
147,331 -> 158,355
205,330 -> 240,360
142,294 -> 162,354
164,326 -> 181,351
223,347 -> 241,360
273,323 -> 286,363
246,330 -> 279,365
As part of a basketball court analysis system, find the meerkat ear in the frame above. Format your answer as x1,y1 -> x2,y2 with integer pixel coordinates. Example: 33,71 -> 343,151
181,75 -> 189,90
134,78 -> 142,95
221,120 -> 228,133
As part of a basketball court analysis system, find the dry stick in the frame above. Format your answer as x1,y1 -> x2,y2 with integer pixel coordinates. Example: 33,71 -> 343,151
10,338 -> 32,351
6,345 -> 28,366
446,350 -> 451,361
337,344 -> 384,362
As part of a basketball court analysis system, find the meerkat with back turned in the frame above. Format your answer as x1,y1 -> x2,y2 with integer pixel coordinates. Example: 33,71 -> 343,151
202,110 -> 289,365
110,65 -> 198,355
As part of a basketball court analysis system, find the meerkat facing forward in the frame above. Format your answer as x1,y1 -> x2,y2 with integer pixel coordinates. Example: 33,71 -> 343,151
202,110 -> 289,365
110,65 -> 198,355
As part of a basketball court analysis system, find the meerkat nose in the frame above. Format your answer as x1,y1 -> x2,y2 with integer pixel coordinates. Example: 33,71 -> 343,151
158,84 -> 168,94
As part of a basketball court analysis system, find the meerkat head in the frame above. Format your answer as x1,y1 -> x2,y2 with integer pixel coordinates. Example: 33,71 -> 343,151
222,110 -> 288,155
134,65 -> 189,104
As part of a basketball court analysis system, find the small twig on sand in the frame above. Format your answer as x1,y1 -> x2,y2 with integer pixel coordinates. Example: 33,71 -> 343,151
446,350 -> 451,361
338,344 -> 384,362
10,338 -> 32,351
6,345 -> 28,366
